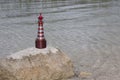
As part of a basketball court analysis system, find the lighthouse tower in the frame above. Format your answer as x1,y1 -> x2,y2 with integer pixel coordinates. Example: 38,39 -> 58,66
35,13 -> 47,49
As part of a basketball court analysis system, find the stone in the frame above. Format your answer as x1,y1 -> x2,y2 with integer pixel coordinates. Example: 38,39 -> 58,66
79,71 -> 92,79
0,65 -> 16,80
1,47 -> 74,80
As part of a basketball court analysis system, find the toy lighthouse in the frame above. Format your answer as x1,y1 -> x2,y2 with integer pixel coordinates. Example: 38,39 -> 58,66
35,13 -> 47,49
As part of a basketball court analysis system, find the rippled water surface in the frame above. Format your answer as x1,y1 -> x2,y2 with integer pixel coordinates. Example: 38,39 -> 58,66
0,0 -> 120,74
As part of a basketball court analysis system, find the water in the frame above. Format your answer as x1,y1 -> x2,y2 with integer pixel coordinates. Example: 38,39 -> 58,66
0,0 -> 120,78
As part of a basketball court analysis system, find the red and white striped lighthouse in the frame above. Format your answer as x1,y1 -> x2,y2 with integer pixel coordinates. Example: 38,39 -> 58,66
35,13 -> 47,49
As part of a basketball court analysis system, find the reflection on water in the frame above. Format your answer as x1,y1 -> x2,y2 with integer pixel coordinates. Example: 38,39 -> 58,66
0,0 -> 114,18
0,0 -> 120,75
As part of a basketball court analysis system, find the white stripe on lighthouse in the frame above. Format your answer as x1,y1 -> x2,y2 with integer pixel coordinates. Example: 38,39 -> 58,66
38,27 -> 43,29
38,33 -> 43,36
38,30 -> 43,33
38,35 -> 44,39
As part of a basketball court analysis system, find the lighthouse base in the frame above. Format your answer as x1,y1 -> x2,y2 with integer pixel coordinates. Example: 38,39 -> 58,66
35,38 -> 46,49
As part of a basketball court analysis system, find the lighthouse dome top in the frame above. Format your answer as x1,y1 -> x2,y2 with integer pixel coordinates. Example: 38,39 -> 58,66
38,13 -> 43,20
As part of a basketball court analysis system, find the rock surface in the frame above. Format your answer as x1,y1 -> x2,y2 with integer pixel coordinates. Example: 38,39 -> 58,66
0,47 -> 74,80
0,65 -> 16,80
79,71 -> 92,79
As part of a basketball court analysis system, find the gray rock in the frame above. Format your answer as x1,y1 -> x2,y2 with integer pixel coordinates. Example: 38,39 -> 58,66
0,65 -> 16,80
1,47 -> 74,80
